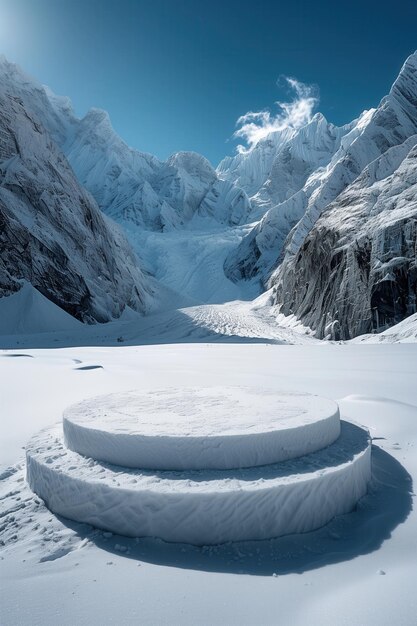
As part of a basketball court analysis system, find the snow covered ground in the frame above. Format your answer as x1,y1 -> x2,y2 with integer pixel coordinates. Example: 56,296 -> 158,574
1,326 -> 416,624
352,313 -> 417,344
0,220 -> 416,623
0,289 -> 319,349
1,217 -> 417,623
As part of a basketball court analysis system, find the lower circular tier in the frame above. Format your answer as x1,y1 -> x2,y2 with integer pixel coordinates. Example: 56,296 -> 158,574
26,421 -> 371,545
63,387 -> 341,470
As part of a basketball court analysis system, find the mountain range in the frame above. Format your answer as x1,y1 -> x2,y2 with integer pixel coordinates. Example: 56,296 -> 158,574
0,51 -> 416,338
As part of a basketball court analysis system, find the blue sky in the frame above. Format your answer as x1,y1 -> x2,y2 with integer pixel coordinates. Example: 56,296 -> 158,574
1,0 -> 416,164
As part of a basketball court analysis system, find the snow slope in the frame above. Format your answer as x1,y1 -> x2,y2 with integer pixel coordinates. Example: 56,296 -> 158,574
352,312 -> 417,343
126,221 -> 261,305
0,282 -> 82,335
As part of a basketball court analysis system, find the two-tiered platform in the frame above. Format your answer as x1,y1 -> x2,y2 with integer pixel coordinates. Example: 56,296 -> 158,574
26,387 -> 371,544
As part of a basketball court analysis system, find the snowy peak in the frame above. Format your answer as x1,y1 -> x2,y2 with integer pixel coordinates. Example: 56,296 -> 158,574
217,126 -> 296,199
0,58 -> 251,234
167,151 -> 216,183
389,51 -> 417,121
225,50 -> 417,288
0,63 -> 154,323
218,112 -> 354,216
82,107 -> 112,126
254,113 -> 353,207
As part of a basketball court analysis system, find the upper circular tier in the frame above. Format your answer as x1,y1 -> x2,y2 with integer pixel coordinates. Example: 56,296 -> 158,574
63,387 -> 340,470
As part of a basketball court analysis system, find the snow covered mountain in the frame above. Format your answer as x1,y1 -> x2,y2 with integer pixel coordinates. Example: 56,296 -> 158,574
0,57 -> 153,323
220,113 -> 362,281
223,51 -> 417,337
271,134 -> 417,339
224,53 -> 417,282
0,58 -> 251,236
41,82 -> 252,231
218,114 -> 354,216
1,51 -> 416,339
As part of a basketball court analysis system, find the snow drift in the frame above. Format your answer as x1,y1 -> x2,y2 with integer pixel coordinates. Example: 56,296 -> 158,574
0,282 -> 81,335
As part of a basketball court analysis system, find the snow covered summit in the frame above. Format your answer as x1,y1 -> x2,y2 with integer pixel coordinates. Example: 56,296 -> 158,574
0,57 -> 153,322
40,80 -> 253,231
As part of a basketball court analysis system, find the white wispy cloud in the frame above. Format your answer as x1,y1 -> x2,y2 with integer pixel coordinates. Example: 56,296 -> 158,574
234,77 -> 319,154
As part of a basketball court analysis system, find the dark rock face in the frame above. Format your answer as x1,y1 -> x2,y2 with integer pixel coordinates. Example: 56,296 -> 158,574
272,141 -> 417,339
273,219 -> 417,340
0,60 -> 153,323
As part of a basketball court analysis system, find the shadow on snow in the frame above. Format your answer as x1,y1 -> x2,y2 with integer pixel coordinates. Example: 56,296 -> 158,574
0,307 -> 287,350
59,445 -> 413,576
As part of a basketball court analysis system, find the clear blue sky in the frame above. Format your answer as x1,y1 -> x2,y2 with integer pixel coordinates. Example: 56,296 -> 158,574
1,0 -> 416,164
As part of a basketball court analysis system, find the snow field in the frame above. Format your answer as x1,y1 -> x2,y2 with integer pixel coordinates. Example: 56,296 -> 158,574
63,388 -> 341,470
2,344 -> 414,626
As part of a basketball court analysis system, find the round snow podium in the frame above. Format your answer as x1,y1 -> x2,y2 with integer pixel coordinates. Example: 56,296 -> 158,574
26,387 -> 372,545
63,387 -> 341,470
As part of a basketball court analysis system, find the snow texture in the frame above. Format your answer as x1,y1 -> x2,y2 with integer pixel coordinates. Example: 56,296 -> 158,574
352,311 -> 417,343
1,342 -> 415,626
63,388 -> 340,470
